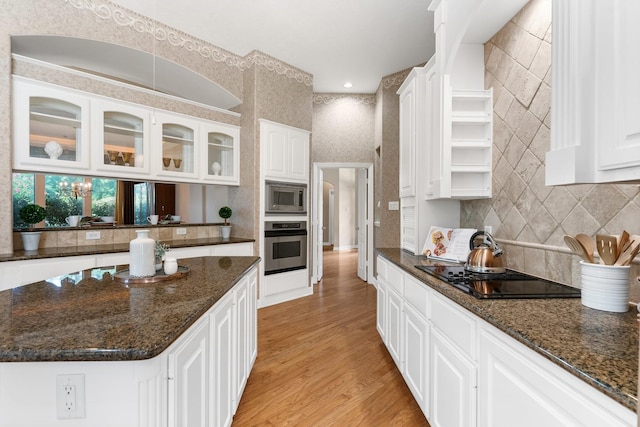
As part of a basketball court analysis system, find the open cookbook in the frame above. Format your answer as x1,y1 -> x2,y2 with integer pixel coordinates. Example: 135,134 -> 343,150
421,226 -> 478,262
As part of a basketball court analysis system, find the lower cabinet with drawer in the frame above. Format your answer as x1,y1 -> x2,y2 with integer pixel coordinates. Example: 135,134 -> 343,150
375,255 -> 635,427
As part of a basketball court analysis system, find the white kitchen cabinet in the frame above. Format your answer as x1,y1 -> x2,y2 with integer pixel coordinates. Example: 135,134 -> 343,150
402,302 -> 429,414
376,275 -> 387,342
246,268 -> 258,373
155,113 -> 200,181
376,255 -> 635,427
398,75 -> 416,198
92,99 -> 151,177
12,77 -> 240,186
168,316 -> 209,427
397,63 -> 461,254
386,285 -> 403,368
260,119 -> 310,183
210,291 -> 235,427
430,328 -> 477,427
202,121 -> 240,185
478,323 -> 635,427
13,77 -> 91,172
547,1 -> 640,185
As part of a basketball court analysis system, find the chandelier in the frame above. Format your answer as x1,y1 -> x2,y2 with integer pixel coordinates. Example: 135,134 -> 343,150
58,181 -> 92,199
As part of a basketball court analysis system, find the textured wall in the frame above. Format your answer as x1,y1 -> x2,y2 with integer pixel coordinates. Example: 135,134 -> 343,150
311,94 -> 376,163
460,0 -> 640,286
375,69 -> 409,249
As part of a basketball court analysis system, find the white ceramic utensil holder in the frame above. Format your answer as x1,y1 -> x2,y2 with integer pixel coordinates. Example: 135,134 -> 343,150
580,261 -> 631,312
130,230 -> 155,277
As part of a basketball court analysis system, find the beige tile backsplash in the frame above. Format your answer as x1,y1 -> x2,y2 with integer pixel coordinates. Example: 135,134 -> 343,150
14,225 -> 224,250
460,0 -> 640,288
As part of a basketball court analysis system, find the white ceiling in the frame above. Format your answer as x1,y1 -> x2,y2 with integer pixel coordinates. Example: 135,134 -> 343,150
108,0 -> 436,94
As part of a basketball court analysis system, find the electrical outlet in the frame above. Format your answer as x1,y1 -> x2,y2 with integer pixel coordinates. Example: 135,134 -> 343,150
388,201 -> 399,211
176,227 -> 187,235
85,231 -> 101,240
484,225 -> 493,235
56,374 -> 86,419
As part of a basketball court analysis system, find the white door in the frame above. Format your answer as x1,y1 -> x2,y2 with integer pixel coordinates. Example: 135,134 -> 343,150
357,168 -> 367,281
312,166 -> 324,283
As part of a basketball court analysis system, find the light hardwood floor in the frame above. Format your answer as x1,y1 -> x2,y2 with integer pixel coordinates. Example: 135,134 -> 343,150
232,249 -> 430,426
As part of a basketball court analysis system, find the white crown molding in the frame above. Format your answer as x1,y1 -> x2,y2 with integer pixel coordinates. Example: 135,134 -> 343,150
64,0 -> 313,86
312,93 -> 376,105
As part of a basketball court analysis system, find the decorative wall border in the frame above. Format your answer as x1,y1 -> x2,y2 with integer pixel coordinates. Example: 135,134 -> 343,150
312,93 -> 376,105
381,68 -> 413,89
243,51 -> 313,86
64,0 -> 313,86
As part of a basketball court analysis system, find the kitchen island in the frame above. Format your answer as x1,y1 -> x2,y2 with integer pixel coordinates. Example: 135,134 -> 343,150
377,248 -> 638,426
0,256 -> 259,426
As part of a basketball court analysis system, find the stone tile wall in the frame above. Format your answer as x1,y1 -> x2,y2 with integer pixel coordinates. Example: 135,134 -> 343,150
460,0 -> 640,287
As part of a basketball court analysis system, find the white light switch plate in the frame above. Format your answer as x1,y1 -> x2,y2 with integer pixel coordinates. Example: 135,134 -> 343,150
176,228 -> 187,235
388,201 -> 399,211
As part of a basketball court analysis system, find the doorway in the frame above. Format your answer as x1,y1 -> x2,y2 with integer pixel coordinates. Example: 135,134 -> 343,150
312,163 -> 374,285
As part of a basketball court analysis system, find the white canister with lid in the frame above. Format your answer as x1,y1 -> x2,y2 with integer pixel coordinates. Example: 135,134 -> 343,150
164,257 -> 178,275
130,230 -> 155,277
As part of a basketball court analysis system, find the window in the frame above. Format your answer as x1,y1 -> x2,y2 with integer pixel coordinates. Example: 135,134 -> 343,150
12,173 -> 116,228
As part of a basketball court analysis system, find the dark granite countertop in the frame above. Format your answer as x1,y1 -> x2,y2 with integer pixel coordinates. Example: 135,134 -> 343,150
0,256 -> 260,362
0,237 -> 254,262
377,248 -> 639,412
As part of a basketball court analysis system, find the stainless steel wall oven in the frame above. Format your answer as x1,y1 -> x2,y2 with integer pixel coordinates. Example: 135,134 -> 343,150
264,221 -> 307,275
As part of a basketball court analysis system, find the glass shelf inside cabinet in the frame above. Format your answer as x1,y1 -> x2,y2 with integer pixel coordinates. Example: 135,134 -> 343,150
103,111 -> 144,168
207,132 -> 234,178
29,97 -> 81,162
162,123 -> 194,173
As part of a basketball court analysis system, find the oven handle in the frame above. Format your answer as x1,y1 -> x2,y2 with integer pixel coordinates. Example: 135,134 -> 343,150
265,230 -> 307,238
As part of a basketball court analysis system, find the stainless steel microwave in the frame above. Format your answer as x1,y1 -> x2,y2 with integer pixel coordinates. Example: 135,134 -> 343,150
265,181 -> 307,214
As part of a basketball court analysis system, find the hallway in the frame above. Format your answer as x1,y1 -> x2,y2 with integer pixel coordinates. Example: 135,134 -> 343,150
232,249 -> 429,426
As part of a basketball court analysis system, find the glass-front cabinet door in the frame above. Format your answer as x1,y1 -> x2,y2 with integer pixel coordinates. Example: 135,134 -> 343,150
155,113 -> 199,180
202,122 -> 240,185
13,78 -> 90,172
93,101 -> 150,176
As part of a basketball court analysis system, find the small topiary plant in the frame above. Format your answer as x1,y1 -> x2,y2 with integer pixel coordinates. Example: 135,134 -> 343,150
19,204 -> 47,231
218,206 -> 232,225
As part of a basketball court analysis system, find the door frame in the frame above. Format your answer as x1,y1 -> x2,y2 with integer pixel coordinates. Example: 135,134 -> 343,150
311,162 -> 374,285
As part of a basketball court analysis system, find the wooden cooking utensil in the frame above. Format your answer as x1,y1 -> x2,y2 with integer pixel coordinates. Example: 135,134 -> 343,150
575,234 -> 595,264
563,235 -> 591,262
595,234 -> 618,265
616,231 -> 629,258
615,235 -> 640,266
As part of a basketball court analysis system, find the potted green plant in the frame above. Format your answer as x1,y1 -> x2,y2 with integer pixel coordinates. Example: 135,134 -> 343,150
154,242 -> 170,271
19,203 -> 47,251
219,206 -> 232,239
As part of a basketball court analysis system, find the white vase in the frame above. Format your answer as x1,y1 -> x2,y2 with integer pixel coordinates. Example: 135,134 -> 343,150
129,230 -> 155,277
21,231 -> 41,252
220,225 -> 231,239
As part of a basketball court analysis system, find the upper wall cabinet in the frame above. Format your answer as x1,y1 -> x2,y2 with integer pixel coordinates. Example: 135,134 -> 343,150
155,113 -> 200,181
399,45 -> 492,202
92,100 -> 151,176
260,119 -> 310,183
13,78 -> 91,172
202,122 -> 240,184
546,1 -> 640,185
12,77 -> 240,185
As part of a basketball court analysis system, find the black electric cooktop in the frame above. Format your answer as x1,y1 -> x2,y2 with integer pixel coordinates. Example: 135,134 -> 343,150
415,264 -> 581,299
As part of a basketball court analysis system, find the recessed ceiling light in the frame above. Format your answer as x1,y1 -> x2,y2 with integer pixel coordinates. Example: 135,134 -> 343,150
343,82 -> 353,88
